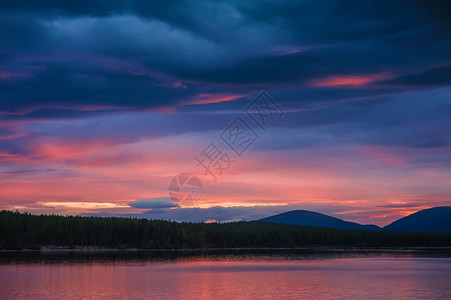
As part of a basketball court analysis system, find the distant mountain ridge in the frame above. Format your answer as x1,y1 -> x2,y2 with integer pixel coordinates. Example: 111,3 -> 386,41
383,206 -> 451,232
258,210 -> 380,231
258,207 -> 451,232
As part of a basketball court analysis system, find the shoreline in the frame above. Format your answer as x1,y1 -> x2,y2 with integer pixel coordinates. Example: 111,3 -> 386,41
3,246 -> 451,253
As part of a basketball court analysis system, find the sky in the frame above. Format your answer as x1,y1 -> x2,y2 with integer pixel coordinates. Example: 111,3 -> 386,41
0,1 -> 450,226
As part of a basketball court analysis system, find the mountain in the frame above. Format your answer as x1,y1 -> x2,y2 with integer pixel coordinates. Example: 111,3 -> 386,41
258,210 -> 380,230
384,206 -> 451,232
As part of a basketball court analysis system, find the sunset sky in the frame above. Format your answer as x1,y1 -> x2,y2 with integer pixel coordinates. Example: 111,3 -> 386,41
1,1 -> 450,226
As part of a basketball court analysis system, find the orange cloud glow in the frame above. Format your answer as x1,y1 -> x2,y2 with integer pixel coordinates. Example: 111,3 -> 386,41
184,93 -> 244,105
310,73 -> 390,87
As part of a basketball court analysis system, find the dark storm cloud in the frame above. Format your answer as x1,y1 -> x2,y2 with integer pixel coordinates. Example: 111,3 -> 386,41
3,0 -> 450,40
0,0 -> 450,118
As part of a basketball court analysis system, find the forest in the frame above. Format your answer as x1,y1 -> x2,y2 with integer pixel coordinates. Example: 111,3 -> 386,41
1,210 -> 451,250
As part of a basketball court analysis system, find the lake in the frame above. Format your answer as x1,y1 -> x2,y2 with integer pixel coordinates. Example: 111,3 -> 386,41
1,250 -> 450,299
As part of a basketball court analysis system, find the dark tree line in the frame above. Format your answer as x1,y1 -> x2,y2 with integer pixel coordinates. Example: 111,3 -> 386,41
1,210 -> 451,250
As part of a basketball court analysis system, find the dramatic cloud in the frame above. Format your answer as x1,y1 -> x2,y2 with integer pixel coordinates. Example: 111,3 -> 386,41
1,1 -> 450,225
1,0 -> 450,117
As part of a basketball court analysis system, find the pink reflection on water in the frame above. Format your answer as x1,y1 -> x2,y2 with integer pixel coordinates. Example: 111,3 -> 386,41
0,257 -> 450,299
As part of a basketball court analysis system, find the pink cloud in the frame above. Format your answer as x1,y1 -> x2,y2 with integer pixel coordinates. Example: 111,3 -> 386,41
1,117 -> 450,226
183,93 -> 245,105
310,73 -> 390,87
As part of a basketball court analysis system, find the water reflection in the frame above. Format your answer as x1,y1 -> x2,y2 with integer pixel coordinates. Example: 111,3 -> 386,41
1,251 -> 450,299
1,249 -> 451,265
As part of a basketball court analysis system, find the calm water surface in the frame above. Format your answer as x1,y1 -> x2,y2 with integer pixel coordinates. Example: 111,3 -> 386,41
0,251 -> 450,299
